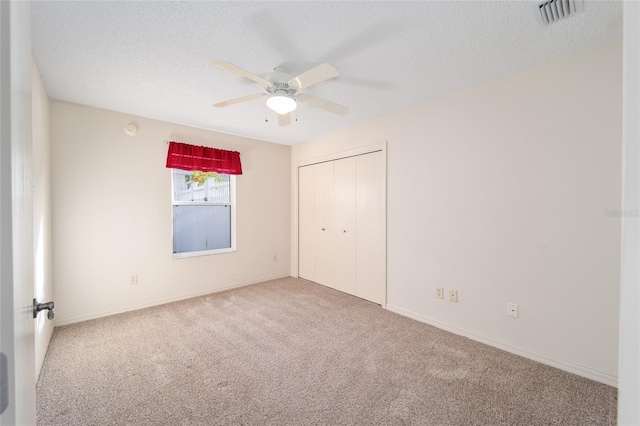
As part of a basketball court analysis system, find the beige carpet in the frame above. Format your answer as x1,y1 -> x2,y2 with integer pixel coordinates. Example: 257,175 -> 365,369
37,277 -> 617,425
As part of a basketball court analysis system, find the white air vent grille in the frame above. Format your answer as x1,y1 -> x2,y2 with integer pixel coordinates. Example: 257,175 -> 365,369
537,0 -> 583,26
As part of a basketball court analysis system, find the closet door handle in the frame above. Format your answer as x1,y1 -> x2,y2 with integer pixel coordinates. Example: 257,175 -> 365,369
321,228 -> 326,231
33,299 -> 55,320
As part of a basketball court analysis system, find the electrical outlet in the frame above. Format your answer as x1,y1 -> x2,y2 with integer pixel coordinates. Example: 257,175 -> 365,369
507,302 -> 519,318
449,289 -> 458,303
129,274 -> 138,285
436,288 -> 444,299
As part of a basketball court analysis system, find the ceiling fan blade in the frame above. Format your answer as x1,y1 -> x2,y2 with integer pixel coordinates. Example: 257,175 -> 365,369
278,112 -> 291,126
213,93 -> 263,108
297,93 -> 349,116
213,60 -> 271,87
288,63 -> 339,90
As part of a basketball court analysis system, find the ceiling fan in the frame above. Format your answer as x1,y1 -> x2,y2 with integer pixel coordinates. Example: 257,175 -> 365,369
212,60 -> 349,126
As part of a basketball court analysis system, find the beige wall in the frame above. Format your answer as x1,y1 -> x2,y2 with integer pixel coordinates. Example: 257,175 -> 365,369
291,41 -> 622,385
32,59 -> 53,377
50,102 -> 291,324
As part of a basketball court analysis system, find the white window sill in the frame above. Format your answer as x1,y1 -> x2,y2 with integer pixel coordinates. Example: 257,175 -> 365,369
172,247 -> 236,259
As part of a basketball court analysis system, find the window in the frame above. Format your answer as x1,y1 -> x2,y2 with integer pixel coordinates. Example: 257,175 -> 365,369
165,140 -> 241,258
171,169 -> 235,257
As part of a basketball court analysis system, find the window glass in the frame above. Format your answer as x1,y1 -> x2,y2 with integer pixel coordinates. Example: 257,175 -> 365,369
171,170 -> 234,257
172,170 -> 230,202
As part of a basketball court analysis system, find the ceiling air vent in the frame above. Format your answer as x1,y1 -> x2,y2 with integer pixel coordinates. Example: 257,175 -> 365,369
536,0 -> 584,26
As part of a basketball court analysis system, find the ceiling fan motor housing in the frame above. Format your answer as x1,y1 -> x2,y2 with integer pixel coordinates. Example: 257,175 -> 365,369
268,82 -> 297,97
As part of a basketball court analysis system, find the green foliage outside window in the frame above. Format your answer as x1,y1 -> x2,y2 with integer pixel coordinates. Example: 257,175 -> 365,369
184,171 -> 226,187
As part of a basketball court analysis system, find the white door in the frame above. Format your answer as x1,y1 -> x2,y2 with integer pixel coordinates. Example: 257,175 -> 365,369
314,161 -> 334,287
0,2 -> 37,424
298,150 -> 386,305
356,152 -> 386,305
298,165 -> 317,281
332,157 -> 357,295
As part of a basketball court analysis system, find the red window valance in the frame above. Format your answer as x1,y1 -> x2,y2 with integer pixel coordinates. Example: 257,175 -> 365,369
166,141 -> 243,175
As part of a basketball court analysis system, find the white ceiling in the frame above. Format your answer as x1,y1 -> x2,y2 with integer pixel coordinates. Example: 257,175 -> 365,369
31,1 -> 622,146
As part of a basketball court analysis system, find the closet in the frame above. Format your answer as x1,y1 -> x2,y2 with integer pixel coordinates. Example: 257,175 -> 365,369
298,150 -> 385,305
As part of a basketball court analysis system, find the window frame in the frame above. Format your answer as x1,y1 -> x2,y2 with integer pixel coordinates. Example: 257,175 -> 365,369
171,169 -> 237,259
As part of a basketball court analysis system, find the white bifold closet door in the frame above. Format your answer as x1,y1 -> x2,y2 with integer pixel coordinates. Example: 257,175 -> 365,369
355,152 -> 385,304
332,157 -> 357,295
314,160 -> 335,288
298,164 -> 318,282
298,151 -> 385,305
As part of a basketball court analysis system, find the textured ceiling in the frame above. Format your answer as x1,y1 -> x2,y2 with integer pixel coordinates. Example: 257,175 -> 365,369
31,1 -> 622,146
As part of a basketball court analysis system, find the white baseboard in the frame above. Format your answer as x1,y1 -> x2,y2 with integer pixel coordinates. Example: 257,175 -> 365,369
385,304 -> 618,388
53,275 -> 291,327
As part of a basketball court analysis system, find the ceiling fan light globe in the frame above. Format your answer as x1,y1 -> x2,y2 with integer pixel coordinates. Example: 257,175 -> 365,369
266,95 -> 297,115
